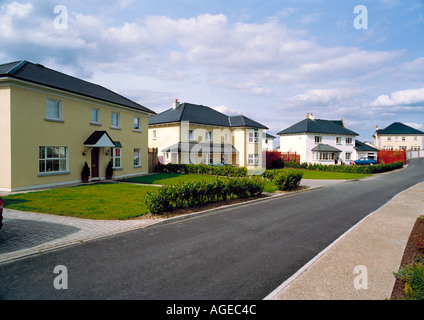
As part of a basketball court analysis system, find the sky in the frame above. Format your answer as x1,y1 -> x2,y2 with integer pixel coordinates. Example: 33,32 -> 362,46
1,0 -> 424,142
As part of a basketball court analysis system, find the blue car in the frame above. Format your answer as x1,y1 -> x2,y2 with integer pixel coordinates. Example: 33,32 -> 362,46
354,157 -> 377,165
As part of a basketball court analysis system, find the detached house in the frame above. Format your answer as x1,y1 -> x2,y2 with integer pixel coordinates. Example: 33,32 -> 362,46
0,60 -> 155,192
277,113 -> 359,164
373,122 -> 424,151
148,100 -> 268,168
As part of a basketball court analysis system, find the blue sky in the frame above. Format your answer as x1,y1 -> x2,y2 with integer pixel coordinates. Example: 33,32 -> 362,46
1,0 -> 423,141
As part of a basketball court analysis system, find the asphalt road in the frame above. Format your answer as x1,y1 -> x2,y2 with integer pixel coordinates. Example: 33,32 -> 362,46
1,158 -> 424,300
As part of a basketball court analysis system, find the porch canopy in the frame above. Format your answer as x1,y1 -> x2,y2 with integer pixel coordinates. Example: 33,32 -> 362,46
84,131 -> 115,148
162,142 -> 238,154
311,144 -> 342,153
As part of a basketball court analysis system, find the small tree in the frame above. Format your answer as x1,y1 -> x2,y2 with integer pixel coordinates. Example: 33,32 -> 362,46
81,162 -> 90,183
106,161 -> 113,180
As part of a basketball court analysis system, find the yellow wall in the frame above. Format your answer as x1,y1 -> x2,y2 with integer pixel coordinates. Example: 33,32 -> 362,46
149,122 -> 264,168
375,134 -> 423,150
0,86 -> 12,190
4,81 -> 151,191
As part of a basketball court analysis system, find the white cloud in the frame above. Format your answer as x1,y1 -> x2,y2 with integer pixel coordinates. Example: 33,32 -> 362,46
6,2 -> 32,17
368,88 -> 424,107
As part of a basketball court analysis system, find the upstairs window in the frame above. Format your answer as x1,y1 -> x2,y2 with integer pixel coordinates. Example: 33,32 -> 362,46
111,112 -> 120,129
249,130 -> 259,143
134,117 -> 141,131
205,131 -> 213,141
46,98 -> 62,121
345,137 -> 353,145
314,136 -> 322,144
91,108 -> 100,124
187,130 -> 195,141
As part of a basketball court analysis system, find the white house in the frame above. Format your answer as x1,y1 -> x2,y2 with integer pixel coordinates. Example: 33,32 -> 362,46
277,113 -> 359,164
262,132 -> 276,151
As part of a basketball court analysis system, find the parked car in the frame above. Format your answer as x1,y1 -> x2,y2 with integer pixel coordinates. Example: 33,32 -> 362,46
0,197 -> 3,230
354,157 -> 377,165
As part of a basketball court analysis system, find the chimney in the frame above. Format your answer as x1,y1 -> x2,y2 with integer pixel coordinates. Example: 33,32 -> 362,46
341,118 -> 346,128
309,113 -> 314,120
173,99 -> 180,109
306,113 -> 310,119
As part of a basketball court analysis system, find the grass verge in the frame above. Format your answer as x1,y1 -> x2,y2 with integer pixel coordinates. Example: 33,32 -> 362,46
2,183 -> 158,220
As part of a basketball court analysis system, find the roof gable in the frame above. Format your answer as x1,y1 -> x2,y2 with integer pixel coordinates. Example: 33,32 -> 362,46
149,102 -> 268,129
277,118 -> 358,136
0,60 -> 155,114
376,122 -> 424,135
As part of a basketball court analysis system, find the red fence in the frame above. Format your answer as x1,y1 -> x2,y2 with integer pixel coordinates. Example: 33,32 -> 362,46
377,150 -> 406,164
265,151 -> 300,168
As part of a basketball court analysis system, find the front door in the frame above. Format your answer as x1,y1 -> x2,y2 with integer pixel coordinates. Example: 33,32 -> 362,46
91,148 -> 99,178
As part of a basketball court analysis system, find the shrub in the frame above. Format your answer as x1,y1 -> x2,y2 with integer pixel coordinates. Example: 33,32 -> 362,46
283,161 -> 403,174
394,257 -> 424,300
273,170 -> 303,191
145,176 -> 265,215
156,163 -> 248,177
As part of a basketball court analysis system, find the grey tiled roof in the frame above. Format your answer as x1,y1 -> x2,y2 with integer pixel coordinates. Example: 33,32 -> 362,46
376,122 -> 424,135
149,102 -> 268,129
277,118 -> 358,136
354,140 -> 379,152
0,60 -> 155,114
311,144 -> 342,152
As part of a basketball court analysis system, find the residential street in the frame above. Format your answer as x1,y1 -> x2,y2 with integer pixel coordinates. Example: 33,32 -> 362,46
1,159 -> 424,300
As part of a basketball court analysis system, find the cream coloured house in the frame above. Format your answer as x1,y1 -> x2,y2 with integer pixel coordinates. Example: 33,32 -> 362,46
0,60 -> 155,192
373,122 -> 424,151
148,100 -> 268,169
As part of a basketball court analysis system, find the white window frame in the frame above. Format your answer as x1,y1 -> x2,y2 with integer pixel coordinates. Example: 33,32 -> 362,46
46,98 -> 63,121
91,107 -> 100,125
39,146 -> 68,175
345,152 -> 352,160
249,130 -> 259,143
205,131 -> 213,142
152,130 -> 157,140
187,129 -> 195,141
133,148 -> 141,167
134,117 -> 141,132
248,154 -> 259,165
111,112 -> 121,129
111,148 -> 122,169
224,133 -> 229,143
336,137 -> 342,144
345,137 -> 353,145
203,153 -> 212,164
314,136 -> 322,144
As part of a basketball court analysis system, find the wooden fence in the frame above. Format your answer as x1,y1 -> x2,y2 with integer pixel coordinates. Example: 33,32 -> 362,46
377,150 -> 406,164
265,151 -> 300,168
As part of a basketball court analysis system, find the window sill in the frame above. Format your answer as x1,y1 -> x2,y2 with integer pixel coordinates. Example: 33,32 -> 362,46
110,126 -> 121,130
133,129 -> 142,133
133,165 -> 142,168
38,171 -> 70,177
45,118 -> 64,123
112,167 -> 123,171
90,122 -> 102,126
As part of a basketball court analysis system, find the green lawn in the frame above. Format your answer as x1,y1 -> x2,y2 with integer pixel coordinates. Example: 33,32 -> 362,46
282,168 -> 371,180
2,183 -> 159,220
2,170 -> 371,220
123,173 -> 218,185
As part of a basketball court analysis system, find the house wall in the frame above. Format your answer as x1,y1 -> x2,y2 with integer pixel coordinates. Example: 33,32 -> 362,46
374,134 -> 423,151
149,123 -> 264,167
280,133 -> 357,164
5,81 -> 150,192
0,86 -> 12,191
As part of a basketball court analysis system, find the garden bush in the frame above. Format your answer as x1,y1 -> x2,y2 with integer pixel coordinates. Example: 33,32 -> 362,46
394,255 -> 424,300
272,170 -> 303,191
145,176 -> 265,215
283,161 -> 403,174
156,163 -> 248,177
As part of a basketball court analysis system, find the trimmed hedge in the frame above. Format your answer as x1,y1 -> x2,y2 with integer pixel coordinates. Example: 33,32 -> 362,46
156,163 -> 248,177
145,176 -> 265,215
283,161 -> 404,174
